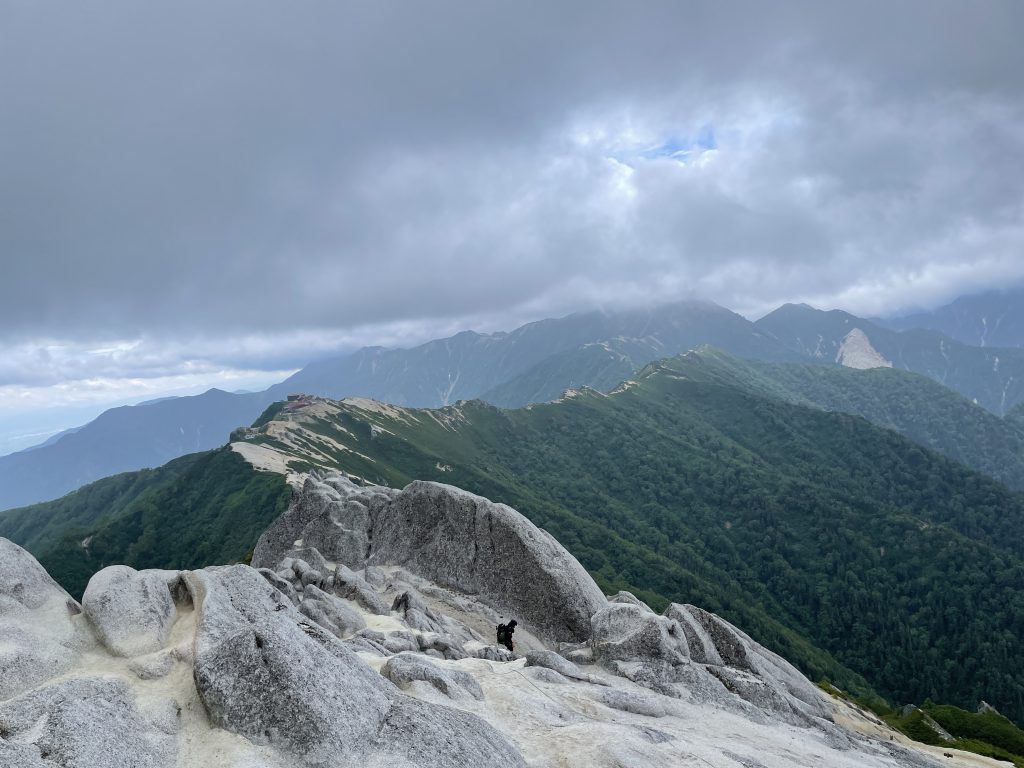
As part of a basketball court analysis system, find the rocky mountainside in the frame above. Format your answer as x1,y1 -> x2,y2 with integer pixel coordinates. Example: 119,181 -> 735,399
10,355 -> 1024,722
756,303 -> 1024,414
0,475 -> 961,767
881,286 -> 1024,348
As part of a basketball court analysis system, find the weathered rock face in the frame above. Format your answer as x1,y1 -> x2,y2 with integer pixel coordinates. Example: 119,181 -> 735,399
591,604 -> 690,667
81,565 -> 176,657
669,604 -> 828,720
0,538 -> 78,612
187,565 -> 525,767
0,539 -> 90,700
0,519 -> 949,768
297,584 -> 367,638
524,649 -> 605,685
254,474 -> 607,643
252,475 -> 394,572
589,595 -> 830,725
0,677 -> 174,768
382,652 -> 485,700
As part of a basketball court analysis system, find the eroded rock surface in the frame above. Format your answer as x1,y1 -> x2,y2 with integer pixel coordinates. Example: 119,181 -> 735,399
81,566 -> 176,657
0,677 -> 174,768
254,474 -> 607,643
0,482 -> 949,768
187,565 -> 524,767
382,652 -> 485,700
0,539 -> 90,700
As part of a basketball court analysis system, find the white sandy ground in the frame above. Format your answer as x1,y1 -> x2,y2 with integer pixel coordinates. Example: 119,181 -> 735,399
229,442 -> 294,477
8,577 -> 1009,768
25,602 -> 292,768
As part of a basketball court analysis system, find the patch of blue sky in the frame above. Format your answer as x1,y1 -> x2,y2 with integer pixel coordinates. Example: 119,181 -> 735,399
634,124 -> 716,160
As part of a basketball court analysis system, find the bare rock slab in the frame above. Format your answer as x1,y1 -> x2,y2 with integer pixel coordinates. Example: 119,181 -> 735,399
187,565 -> 525,767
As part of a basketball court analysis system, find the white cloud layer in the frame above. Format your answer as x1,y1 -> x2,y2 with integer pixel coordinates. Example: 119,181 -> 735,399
1,0 -> 1022,441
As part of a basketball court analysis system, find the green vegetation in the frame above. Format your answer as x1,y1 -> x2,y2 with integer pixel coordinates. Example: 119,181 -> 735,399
746,356 -> 1024,490
8,348 -> 1024,724
244,354 -> 1024,721
0,449 -> 290,597
884,701 -> 1024,766
1008,402 -> 1024,431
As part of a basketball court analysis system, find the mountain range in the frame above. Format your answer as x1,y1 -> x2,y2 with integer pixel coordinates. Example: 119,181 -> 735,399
2,291 -> 1024,512
0,301 -> 796,510
756,304 -> 1024,414
7,348 -> 1024,724
880,286 -> 1024,348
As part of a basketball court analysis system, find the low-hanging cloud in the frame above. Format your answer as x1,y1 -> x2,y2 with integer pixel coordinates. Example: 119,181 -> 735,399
1,0 -> 1022,400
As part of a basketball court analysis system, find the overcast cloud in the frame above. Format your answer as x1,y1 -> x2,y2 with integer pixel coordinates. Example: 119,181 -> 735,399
1,0 -> 1023,449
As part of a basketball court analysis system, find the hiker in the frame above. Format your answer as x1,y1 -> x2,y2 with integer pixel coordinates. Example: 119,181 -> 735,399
496,619 -> 517,652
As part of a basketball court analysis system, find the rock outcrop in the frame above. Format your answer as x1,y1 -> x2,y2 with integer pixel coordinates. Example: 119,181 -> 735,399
0,677 -> 174,768
0,468 -> 951,768
382,652 -> 485,700
587,597 -> 832,726
188,565 -> 522,767
81,565 -> 177,657
254,474 -> 608,643
0,539 -> 91,700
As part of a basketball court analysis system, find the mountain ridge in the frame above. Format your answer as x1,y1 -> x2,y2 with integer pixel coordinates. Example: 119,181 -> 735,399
8,350 -> 1024,721
880,286 -> 1024,348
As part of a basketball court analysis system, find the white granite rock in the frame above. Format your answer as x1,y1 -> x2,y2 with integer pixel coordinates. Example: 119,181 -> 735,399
82,565 -> 176,657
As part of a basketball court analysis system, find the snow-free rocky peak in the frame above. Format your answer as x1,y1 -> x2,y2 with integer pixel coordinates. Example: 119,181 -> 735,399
0,476 -> 977,767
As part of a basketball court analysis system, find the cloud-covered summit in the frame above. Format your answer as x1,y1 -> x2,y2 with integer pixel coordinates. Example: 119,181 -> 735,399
1,0 -> 1022,435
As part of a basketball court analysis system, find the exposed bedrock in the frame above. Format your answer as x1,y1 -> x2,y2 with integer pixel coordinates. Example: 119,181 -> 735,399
0,538 -> 92,700
590,597 -> 830,724
254,473 -> 607,643
81,565 -> 177,657
0,677 -> 174,768
186,565 -> 525,767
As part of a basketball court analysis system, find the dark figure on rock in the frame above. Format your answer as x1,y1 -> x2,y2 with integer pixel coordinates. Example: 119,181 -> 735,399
496,619 -> 517,652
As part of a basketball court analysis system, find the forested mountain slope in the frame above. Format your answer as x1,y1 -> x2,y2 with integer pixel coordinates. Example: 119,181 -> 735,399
9,357 -> 1024,721
677,348 -> 1024,489
0,389 -> 274,511
757,303 -> 1024,414
0,449 -> 290,596
0,301 -> 793,511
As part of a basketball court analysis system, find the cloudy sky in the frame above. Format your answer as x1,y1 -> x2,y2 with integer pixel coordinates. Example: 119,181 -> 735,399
1,1 -> 1022,452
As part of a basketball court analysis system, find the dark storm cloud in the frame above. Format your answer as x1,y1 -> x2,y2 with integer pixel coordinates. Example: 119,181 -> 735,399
1,0 -> 1023,389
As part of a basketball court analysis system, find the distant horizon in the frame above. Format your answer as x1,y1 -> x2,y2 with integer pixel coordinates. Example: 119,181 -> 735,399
4,285 -> 1020,458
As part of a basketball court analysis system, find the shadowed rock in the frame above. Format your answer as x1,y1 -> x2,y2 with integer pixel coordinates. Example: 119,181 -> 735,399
590,599 -> 830,725
331,564 -> 390,615
591,603 -> 689,667
298,584 -> 367,638
669,604 -> 828,721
